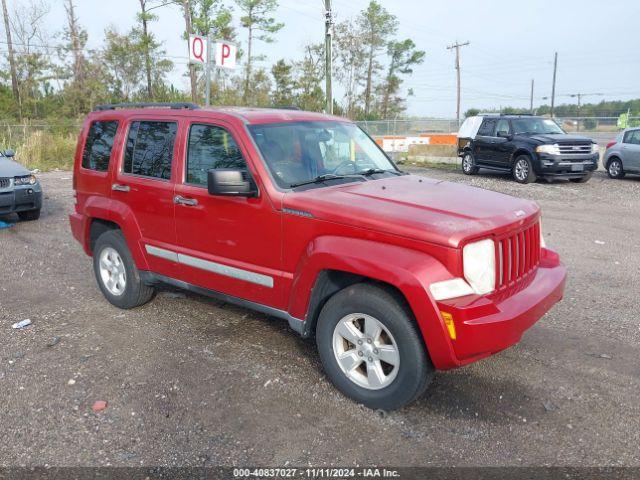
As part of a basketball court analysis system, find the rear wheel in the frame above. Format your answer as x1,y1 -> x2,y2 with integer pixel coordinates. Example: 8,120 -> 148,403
570,172 -> 593,183
316,283 -> 434,410
461,152 -> 479,175
17,209 -> 40,221
607,158 -> 625,179
93,230 -> 155,309
512,155 -> 537,184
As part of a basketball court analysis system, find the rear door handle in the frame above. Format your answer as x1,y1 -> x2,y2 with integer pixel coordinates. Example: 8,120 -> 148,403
112,183 -> 130,192
174,195 -> 198,206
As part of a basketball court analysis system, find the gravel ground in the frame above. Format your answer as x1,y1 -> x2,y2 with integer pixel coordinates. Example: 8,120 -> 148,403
0,168 -> 638,467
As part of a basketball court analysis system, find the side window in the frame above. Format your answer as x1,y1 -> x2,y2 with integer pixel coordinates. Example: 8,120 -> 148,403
478,119 -> 497,136
123,121 -> 177,180
82,121 -> 119,171
624,130 -> 640,145
496,119 -> 510,135
186,124 -> 246,186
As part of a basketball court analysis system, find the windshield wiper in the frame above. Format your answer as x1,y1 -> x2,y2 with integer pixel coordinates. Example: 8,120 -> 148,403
289,174 -> 366,188
355,168 -> 402,176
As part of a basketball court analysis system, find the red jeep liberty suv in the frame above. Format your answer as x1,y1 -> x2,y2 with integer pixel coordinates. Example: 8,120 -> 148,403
70,103 -> 566,410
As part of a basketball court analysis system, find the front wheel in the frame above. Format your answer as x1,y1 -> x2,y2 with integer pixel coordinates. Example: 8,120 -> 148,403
512,155 -> 537,184
93,230 -> 155,309
461,152 -> 479,175
316,283 -> 434,410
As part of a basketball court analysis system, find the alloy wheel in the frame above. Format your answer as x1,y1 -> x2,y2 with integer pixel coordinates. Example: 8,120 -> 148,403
515,158 -> 529,181
332,313 -> 400,390
609,160 -> 622,177
99,247 -> 127,296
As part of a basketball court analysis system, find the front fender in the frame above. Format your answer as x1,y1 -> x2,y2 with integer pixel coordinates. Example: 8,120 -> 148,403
288,236 -> 461,369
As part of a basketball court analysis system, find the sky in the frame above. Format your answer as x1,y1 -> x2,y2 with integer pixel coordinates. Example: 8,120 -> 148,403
36,0 -> 640,117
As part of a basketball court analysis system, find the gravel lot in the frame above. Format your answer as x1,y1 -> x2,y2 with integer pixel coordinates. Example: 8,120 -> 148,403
0,168 -> 639,468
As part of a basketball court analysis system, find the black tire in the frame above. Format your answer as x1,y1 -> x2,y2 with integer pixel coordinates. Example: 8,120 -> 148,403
17,209 -> 40,221
461,151 -> 479,175
316,283 -> 434,410
512,155 -> 537,184
570,172 -> 593,183
607,158 -> 625,179
92,230 -> 155,309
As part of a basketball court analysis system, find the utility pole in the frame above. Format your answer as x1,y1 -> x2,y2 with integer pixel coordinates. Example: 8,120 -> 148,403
324,0 -> 333,114
530,79 -> 535,114
550,52 -> 558,117
447,40 -> 470,126
1,0 -> 19,105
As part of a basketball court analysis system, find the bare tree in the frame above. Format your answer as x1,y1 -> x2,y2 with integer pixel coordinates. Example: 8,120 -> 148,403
181,0 -> 198,102
138,0 -> 154,99
1,0 -> 20,104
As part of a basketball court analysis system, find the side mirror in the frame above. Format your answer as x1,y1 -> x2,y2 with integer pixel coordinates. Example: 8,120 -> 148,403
3,149 -> 15,157
497,131 -> 510,139
207,168 -> 257,197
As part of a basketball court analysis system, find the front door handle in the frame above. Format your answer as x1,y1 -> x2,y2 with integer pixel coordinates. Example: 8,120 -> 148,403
112,183 -> 130,192
174,195 -> 198,206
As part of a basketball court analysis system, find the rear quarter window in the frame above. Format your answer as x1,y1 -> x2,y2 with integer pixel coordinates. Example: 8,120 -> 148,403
82,121 -> 119,171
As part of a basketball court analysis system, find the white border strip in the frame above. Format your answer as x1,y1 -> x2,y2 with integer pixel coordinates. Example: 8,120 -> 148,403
145,244 -> 273,288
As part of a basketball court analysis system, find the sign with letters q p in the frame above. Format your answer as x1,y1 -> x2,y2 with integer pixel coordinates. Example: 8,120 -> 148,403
214,41 -> 237,70
189,34 -> 207,64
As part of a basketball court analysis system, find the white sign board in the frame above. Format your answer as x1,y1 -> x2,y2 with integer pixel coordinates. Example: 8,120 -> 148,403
214,41 -> 237,70
189,34 -> 207,64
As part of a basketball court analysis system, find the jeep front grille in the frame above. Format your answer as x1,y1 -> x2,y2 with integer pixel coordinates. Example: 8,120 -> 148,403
557,143 -> 592,155
495,221 -> 541,290
0,178 -> 11,190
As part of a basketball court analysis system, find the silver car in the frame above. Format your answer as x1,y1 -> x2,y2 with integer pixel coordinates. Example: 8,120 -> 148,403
603,128 -> 640,179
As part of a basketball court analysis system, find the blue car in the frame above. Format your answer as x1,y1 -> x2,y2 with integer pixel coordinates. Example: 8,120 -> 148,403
0,149 -> 43,221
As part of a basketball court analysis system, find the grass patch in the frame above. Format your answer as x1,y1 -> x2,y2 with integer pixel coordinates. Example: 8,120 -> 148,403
1,129 -> 77,171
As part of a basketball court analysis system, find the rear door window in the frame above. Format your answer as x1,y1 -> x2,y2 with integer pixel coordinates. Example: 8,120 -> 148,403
186,124 -> 246,186
478,119 -> 497,136
123,121 -> 178,180
82,121 -> 119,171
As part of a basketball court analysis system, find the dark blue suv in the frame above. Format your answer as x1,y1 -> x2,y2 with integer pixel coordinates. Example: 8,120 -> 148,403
457,115 -> 599,183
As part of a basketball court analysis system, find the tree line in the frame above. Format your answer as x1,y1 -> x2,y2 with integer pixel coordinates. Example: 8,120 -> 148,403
0,0 -> 425,122
465,98 -> 640,119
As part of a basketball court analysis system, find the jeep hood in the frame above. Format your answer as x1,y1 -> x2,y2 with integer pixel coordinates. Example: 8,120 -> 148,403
0,158 -> 31,177
283,175 -> 540,248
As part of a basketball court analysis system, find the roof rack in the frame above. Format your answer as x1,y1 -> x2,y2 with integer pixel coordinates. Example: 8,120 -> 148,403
477,112 -> 534,117
93,102 -> 200,111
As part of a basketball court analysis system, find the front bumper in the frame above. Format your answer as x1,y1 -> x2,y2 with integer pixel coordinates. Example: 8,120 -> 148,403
0,184 -> 43,215
536,153 -> 599,178
436,248 -> 566,367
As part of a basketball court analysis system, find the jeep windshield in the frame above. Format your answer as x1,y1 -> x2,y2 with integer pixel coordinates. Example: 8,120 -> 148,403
248,121 -> 399,189
511,117 -> 565,135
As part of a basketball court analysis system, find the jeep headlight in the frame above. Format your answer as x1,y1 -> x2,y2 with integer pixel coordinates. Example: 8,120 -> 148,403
591,143 -> 599,154
14,175 -> 37,185
463,238 -> 496,295
536,144 -> 560,155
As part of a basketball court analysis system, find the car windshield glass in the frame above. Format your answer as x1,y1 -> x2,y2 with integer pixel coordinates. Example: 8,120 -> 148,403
248,121 -> 396,189
511,118 -> 565,135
